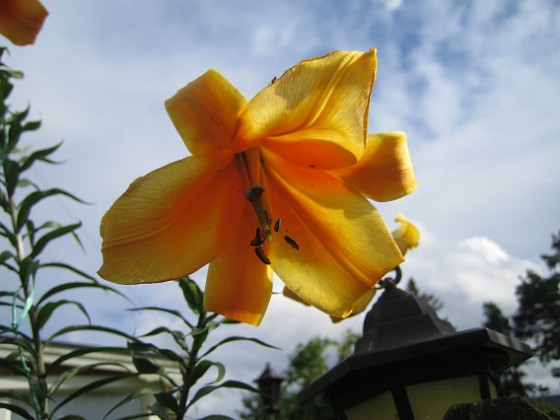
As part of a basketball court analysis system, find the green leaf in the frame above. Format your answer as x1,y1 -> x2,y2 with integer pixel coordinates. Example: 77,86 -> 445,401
21,119 -> 41,132
47,346 -> 135,373
37,299 -> 91,331
127,341 -> 184,365
0,189 -> 10,212
39,262 -> 98,282
128,306 -> 193,328
51,372 -> 138,417
30,222 -> 81,258
153,391 -> 180,413
19,142 -> 62,172
200,336 -> 280,359
132,357 -> 161,374
0,402 -> 34,420
103,388 -> 156,420
49,362 -> 129,396
0,357 -> 27,375
3,158 -> 20,196
0,390 -> 34,407
190,360 -> 225,386
149,401 -> 172,420
0,249 -> 14,264
178,277 -> 204,315
17,188 -> 86,231
187,380 -> 259,409
18,256 -> 39,285
37,280 -> 128,306
45,325 -> 136,349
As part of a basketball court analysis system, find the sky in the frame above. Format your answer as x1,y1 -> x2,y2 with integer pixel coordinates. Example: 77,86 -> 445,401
3,0 -> 560,417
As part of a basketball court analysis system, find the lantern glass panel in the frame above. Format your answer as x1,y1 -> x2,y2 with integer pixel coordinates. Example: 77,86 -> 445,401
343,375 -> 498,419
344,390 -> 396,419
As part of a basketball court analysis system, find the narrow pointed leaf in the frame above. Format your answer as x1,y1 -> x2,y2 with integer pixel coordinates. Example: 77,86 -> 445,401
132,357 -> 161,374
45,325 -> 137,348
19,142 -> 62,172
37,280 -> 128,306
154,391 -> 180,413
47,346 -> 135,373
3,158 -> 20,196
0,403 -> 34,420
49,362 -> 128,396
51,373 -> 138,416
17,189 -> 86,231
103,388 -> 157,419
37,299 -> 91,331
200,336 -> 280,359
178,277 -> 204,315
31,222 -> 82,258
187,380 -> 259,409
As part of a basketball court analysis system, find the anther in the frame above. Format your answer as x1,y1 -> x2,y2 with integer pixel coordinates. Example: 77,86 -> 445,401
250,228 -> 265,247
255,247 -> 271,265
274,218 -> 282,233
284,235 -> 300,250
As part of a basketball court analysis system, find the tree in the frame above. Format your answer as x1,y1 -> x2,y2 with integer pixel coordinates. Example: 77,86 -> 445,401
239,330 -> 358,420
513,231 -> 560,363
406,277 -> 445,313
481,302 -> 534,396
479,230 -> 560,397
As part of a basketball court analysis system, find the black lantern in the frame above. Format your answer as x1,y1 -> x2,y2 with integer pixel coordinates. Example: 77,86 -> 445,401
256,363 -> 284,415
299,279 -> 533,419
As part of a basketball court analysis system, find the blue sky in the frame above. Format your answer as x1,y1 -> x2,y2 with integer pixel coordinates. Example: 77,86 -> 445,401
4,0 -> 560,416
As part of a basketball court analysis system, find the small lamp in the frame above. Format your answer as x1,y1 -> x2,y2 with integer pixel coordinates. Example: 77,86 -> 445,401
299,278 -> 533,419
256,363 -> 284,415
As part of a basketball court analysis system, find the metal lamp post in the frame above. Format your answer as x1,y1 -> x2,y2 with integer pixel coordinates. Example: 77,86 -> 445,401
299,277 -> 533,419
256,363 -> 284,418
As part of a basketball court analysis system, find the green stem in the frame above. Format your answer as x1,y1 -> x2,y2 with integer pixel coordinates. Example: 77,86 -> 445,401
179,310 -> 207,418
9,194 -> 49,419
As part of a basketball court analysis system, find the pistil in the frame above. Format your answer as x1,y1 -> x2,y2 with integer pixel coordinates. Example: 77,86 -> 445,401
244,184 -> 273,242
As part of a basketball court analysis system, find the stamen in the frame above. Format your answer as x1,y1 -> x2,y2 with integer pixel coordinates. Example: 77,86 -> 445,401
250,228 -> 265,247
245,184 -> 273,242
274,218 -> 282,233
284,235 -> 300,250
255,247 -> 271,265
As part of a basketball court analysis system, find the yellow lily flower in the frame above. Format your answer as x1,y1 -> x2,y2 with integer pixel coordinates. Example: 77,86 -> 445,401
0,0 -> 48,46
99,49 -> 417,326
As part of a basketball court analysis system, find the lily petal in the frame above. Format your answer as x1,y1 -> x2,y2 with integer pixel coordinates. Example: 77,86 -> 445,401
165,69 -> 248,156
265,151 -> 403,319
283,285 -> 377,323
330,287 -> 377,322
235,49 -> 377,169
0,0 -> 48,46
99,151 -> 244,284
332,132 -> 417,202
205,209 -> 273,326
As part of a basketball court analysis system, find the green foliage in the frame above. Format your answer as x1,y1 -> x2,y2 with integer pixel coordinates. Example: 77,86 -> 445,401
122,276 -> 277,419
239,330 -> 358,420
406,277 -> 444,313
481,302 -> 534,396
513,230 -> 560,363
0,48 -> 140,419
481,229 -> 560,396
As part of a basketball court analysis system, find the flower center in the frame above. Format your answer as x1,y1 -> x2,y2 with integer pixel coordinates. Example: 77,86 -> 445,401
238,151 -> 299,265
